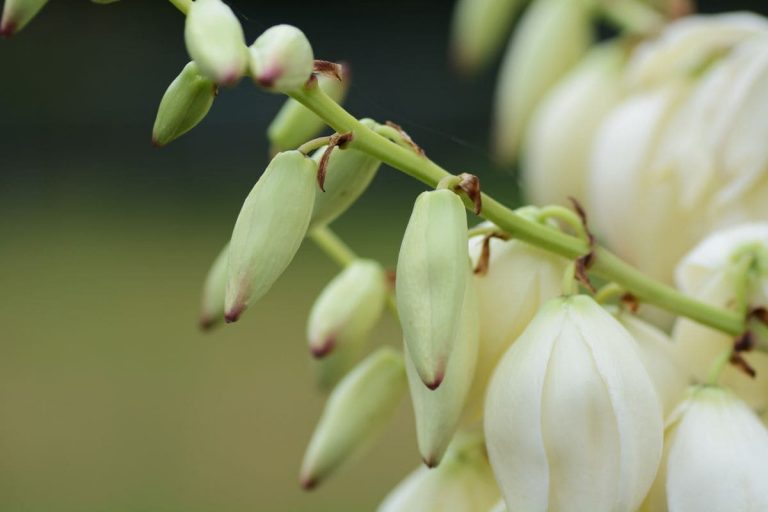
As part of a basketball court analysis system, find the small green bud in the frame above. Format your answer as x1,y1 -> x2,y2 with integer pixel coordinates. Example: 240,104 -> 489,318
199,242 -> 229,330
396,189 -> 469,389
152,62 -> 216,148
184,0 -> 248,86
0,0 -> 48,37
267,70 -> 349,154
406,276 -> 479,467
225,151 -> 318,322
249,24 -> 314,93
300,347 -> 407,490
307,259 -> 387,358
309,120 -> 381,228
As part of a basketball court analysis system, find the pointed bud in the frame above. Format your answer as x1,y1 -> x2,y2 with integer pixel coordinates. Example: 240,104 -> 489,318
249,24 -> 314,93
450,0 -> 526,74
184,0 -> 247,86
485,295 -> 663,512
1,0 -> 48,37
225,151 -> 317,322
199,243 -> 229,330
307,259 -> 387,358
151,62 -> 216,148
396,189 -> 469,389
309,120 -> 381,228
644,387 -> 768,511
406,275 -> 479,468
378,435 -> 500,511
493,0 -> 592,163
267,69 -> 350,154
300,347 -> 406,490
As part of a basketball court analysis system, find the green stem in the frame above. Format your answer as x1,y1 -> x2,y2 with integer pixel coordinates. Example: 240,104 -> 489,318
289,83 -> 745,337
168,0 -> 193,15
308,225 -> 357,268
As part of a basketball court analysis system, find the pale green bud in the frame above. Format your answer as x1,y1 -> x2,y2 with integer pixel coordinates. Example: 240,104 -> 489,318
378,435 -> 500,512
184,0 -> 248,86
307,259 -> 387,358
450,0 -> 526,74
309,119 -> 381,228
199,242 -> 229,330
0,0 -> 47,37
249,24 -> 314,93
225,151 -> 317,322
267,70 -> 349,154
488,501 -> 507,512
152,62 -> 216,148
406,275 -> 478,467
493,0 -> 592,163
300,347 -> 406,490
396,189 -> 469,390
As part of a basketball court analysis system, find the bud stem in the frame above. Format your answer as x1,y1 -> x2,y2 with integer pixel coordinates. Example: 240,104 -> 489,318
308,225 -> 357,268
536,205 -> 589,243
298,136 -> 333,155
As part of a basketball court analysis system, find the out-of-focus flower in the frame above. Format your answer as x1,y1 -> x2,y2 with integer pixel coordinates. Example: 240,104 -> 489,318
0,0 -> 47,37
184,0 -> 248,86
590,13 -> 768,283
249,24 -> 314,93
642,387 -> 768,511
493,0 -> 593,164
672,223 -> 768,412
377,434 -> 500,512
199,242 -> 229,330
485,295 -> 663,511
523,43 -> 625,207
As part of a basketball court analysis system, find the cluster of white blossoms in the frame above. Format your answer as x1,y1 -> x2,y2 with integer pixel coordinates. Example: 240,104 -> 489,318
6,0 -> 768,510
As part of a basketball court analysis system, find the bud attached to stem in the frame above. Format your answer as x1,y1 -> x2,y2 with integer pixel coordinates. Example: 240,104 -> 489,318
199,242 -> 229,330
249,24 -> 314,93
0,0 -> 48,37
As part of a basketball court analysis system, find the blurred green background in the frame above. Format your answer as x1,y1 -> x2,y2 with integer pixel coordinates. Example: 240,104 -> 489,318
0,0 -> 765,510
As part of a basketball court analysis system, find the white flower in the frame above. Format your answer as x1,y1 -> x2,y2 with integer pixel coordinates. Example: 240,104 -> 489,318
249,25 -> 314,93
672,223 -> 768,412
485,295 -> 663,511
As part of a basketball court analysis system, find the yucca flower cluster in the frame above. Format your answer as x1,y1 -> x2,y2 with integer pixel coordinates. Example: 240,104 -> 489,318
5,0 -> 768,510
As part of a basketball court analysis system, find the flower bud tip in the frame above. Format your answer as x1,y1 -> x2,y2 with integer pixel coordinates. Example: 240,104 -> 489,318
310,337 -> 336,359
425,370 -> 444,391
300,474 -> 318,491
422,455 -> 440,468
0,21 -> 17,38
199,316 -> 217,331
150,137 -> 165,149
224,305 -> 244,323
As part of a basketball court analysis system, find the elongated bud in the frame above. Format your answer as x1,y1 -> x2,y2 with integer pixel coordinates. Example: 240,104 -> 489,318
300,347 -> 406,490
184,0 -> 247,86
199,243 -> 229,330
309,119 -> 381,228
406,275 -> 479,467
152,62 -> 216,148
225,151 -> 317,322
307,259 -> 387,358
493,0 -> 592,163
0,0 -> 48,37
396,189 -> 469,389
267,70 -> 350,154
450,0 -> 526,74
249,24 -> 314,93
378,435 -> 500,512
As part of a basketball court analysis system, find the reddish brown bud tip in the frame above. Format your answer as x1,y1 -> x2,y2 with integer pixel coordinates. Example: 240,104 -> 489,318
199,316 -> 217,332
422,455 -> 439,469
0,21 -> 17,38
300,475 -> 318,491
425,370 -> 445,391
151,136 -> 165,149
224,304 -> 244,323
310,337 -> 336,359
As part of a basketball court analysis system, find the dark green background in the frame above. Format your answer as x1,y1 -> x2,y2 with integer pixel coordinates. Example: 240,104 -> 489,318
0,1 -> 765,510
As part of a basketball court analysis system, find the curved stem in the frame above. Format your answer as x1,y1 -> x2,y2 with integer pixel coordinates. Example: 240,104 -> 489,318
308,225 -> 357,268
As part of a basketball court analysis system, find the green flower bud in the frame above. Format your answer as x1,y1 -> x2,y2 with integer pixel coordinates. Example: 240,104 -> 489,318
396,189 -> 469,390
307,259 -> 387,358
184,0 -> 247,86
199,242 -> 229,330
225,151 -> 317,322
0,0 -> 48,37
249,24 -> 314,93
152,62 -> 216,148
267,70 -> 349,154
309,120 -> 381,228
406,275 -> 479,467
300,347 -> 406,490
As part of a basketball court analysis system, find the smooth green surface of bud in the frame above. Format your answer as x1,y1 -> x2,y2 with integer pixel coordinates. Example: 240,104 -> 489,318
300,348 -> 406,490
406,275 -> 478,467
225,151 -> 317,322
152,62 -> 216,148
199,242 -> 229,330
396,189 -> 469,390
309,120 -> 381,228
184,0 -> 248,86
0,0 -> 48,37
311,341 -> 365,392
307,259 -> 387,358
267,71 -> 349,154
249,24 -> 314,93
